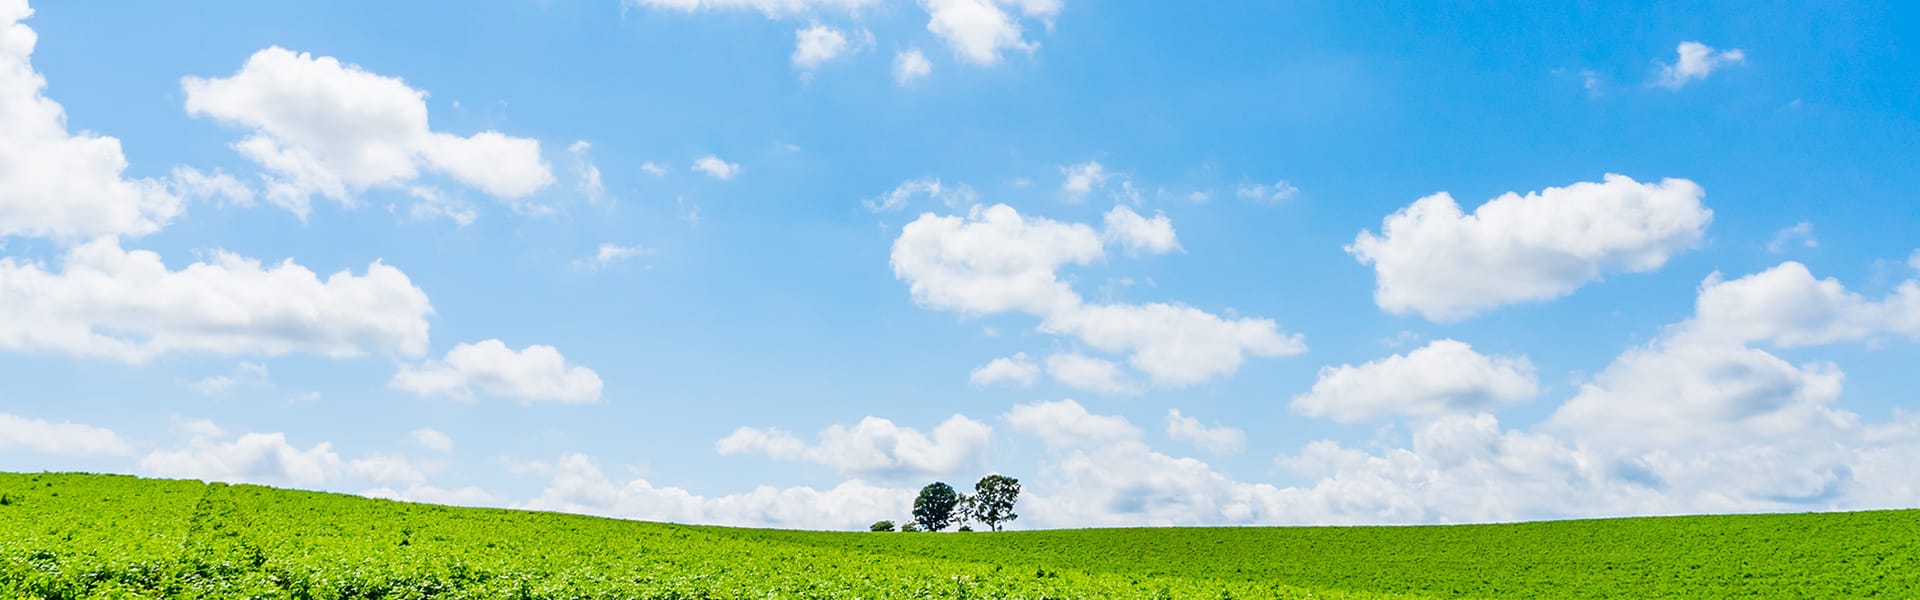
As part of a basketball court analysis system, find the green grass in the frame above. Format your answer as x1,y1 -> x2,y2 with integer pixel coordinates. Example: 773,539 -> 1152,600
1,472 -> 1913,598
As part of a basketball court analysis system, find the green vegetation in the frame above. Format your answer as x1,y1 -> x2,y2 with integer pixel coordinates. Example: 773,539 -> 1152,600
2,472 -> 1915,599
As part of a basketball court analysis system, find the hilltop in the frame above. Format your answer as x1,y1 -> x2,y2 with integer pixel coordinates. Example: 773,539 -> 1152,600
1,472 -> 1913,598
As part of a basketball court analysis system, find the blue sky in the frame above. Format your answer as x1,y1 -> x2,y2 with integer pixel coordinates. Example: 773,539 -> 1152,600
2,0 -> 1918,528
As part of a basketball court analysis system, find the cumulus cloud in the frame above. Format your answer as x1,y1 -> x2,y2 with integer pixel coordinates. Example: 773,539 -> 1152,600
922,0 -> 1040,65
891,203 -> 1103,316
1236,180 -> 1298,203
1166,409 -> 1244,455
1684,262 -> 1920,347
1003,399 -> 1137,449
1044,352 -> 1138,395
390,339 -> 604,404
0,238 -> 433,363
0,4 -> 182,241
716,414 -> 990,480
183,47 -> 553,218
968,352 -> 1039,386
1291,339 -> 1540,423
140,430 -> 345,487
1656,41 -> 1746,89
893,203 -> 1304,387
1348,174 -> 1712,321
1057,160 -> 1107,201
692,155 -> 740,180
893,48 -> 932,85
0,412 -> 133,457
520,452 -> 912,529
1101,205 -> 1180,255
792,24 -> 868,72
1039,302 -> 1305,387
1536,259 -> 1920,514
349,453 -> 429,486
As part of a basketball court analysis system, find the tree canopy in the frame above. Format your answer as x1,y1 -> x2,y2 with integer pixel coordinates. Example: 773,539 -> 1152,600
911,482 -> 959,532
970,474 -> 1021,532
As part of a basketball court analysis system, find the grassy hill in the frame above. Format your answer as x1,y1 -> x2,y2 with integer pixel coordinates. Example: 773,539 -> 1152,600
1,472 -> 1913,598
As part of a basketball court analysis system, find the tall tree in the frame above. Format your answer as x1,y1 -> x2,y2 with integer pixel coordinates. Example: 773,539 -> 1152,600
911,482 -> 959,532
970,474 -> 1021,532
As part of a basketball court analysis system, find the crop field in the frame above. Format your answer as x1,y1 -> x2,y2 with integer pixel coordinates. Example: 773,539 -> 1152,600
1,472 -> 1914,599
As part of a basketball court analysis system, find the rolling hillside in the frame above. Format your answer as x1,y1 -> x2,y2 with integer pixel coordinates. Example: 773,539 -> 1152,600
1,472 -> 1913,598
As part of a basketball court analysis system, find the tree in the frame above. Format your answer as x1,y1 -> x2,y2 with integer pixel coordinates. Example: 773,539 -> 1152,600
970,474 -> 1021,532
912,481 -> 959,532
869,520 -> 896,532
900,521 -> 921,532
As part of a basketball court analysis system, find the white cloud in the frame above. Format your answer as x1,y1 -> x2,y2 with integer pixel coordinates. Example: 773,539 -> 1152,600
692,155 -> 740,180
182,47 -> 553,218
140,431 -> 344,487
1687,262 -> 1920,348
519,452 -> 912,529
0,5 -> 182,241
893,48 -> 932,85
922,0 -> 1034,65
0,238 -> 433,363
188,361 -> 271,395
1003,399 -> 1137,449
716,414 -> 990,480
1236,180 -> 1298,203
1910,249 -> 1920,274
1656,41 -> 1746,89
0,412 -> 133,457
968,351 -> 1039,386
893,203 -> 1303,388
891,203 -> 1103,316
170,166 -> 255,208
639,161 -> 669,177
1044,352 -> 1138,395
1348,174 -> 1712,321
1058,160 -> 1107,201
864,177 -> 974,212
1101,205 -> 1180,255
573,243 -> 652,271
1765,221 -> 1817,254
1039,302 -> 1306,387
349,453 -> 429,486
1291,339 -> 1540,423
568,141 -> 606,205
408,427 -> 454,452
626,0 -> 878,18
792,24 -> 861,71
1166,409 -> 1244,455
391,339 -> 604,404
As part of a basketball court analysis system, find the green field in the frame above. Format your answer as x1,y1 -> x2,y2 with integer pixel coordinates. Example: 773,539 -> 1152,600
1,473 -> 1913,599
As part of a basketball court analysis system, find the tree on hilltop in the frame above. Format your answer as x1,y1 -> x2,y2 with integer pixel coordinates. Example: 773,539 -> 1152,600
912,482 -> 959,532
970,474 -> 1021,532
